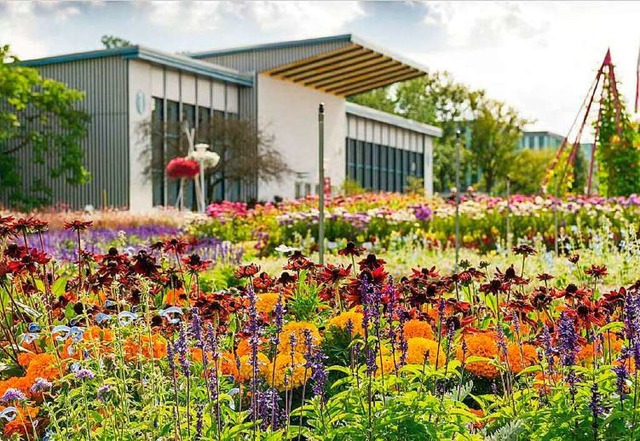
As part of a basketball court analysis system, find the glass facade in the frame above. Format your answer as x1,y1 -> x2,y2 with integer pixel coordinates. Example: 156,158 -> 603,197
151,99 -> 236,207
346,138 -> 424,192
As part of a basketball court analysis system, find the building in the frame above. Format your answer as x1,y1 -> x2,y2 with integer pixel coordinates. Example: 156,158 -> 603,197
519,130 -> 564,150
9,35 -> 442,211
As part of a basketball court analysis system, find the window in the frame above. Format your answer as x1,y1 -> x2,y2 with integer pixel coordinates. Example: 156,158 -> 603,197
152,98 -> 165,206
364,143 -> 372,189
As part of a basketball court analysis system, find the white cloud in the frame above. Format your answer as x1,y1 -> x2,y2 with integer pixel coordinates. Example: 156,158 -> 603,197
140,0 -> 364,37
416,1 -> 640,135
0,2 -> 49,58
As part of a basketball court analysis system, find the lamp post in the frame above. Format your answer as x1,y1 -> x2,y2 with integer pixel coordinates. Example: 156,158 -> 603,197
455,129 -> 462,271
318,103 -> 325,265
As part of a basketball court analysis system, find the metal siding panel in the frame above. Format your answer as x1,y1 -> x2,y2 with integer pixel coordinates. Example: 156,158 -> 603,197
2,57 -> 129,209
197,41 -> 352,73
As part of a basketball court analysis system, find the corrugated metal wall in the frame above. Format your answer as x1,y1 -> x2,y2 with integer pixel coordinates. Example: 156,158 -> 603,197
196,41 -> 352,73
3,56 -> 129,209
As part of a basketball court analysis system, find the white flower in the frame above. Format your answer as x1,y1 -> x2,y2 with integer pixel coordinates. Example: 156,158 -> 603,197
275,244 -> 299,254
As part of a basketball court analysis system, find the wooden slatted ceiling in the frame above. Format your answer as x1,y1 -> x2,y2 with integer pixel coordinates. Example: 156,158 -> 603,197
265,43 -> 425,97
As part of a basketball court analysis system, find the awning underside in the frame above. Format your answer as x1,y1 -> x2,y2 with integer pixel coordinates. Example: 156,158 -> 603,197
264,43 -> 425,97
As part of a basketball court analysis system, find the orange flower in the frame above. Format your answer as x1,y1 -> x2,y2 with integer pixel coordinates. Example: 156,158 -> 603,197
376,355 -> 397,376
578,336 -> 623,367
458,332 -> 499,379
63,326 -> 114,360
219,352 -> 239,378
406,338 -> 445,368
237,353 -> 270,382
25,353 -> 61,382
164,287 -> 188,306
1,405 -> 39,438
17,353 -> 36,368
403,320 -> 434,340
236,339 -> 265,357
123,334 -> 167,361
506,343 -> 538,374
256,293 -> 282,314
266,352 -> 308,391
280,322 -> 321,353
329,310 -> 365,337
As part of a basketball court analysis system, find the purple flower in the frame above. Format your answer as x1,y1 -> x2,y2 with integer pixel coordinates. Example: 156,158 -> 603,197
97,384 -> 112,402
75,368 -> 95,380
557,313 -> 578,367
30,377 -> 52,394
1,388 -> 26,402
414,204 -> 433,221
589,382 -> 605,419
175,323 -> 191,378
612,363 -> 628,401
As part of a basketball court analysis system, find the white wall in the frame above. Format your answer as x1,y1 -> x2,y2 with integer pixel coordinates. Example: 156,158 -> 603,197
128,60 -> 155,211
257,74 -> 346,201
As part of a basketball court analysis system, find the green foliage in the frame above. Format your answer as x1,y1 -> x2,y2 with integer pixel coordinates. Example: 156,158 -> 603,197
100,35 -> 131,49
405,176 -> 425,196
0,45 -> 90,209
501,149 -> 555,195
349,73 -> 527,194
596,75 -> 640,196
340,178 -> 367,196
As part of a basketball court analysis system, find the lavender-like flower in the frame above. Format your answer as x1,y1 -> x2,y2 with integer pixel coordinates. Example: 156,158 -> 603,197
97,384 -> 112,402
175,323 -> 191,378
195,404 -> 204,440
1,388 -> 26,402
541,325 -> 555,367
557,312 -> 578,367
612,363 -> 628,401
30,377 -> 53,394
75,368 -> 95,380
589,382 -> 605,424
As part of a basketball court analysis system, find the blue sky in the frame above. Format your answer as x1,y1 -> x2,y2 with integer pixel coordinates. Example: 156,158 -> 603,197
2,1 -> 639,135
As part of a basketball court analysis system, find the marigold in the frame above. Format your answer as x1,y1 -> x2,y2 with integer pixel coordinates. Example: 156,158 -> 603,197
406,338 -> 445,368
219,351 -> 240,378
63,326 -> 114,360
17,352 -> 36,368
236,339 -> 265,357
280,321 -> 321,353
256,293 -> 282,314
238,353 -> 270,382
403,319 -> 434,340
25,353 -> 61,382
578,336 -> 624,367
458,332 -> 499,378
506,343 -> 538,374
329,310 -> 365,337
123,334 -> 167,361
376,355 -> 397,376
266,352 -> 308,391
164,287 -> 188,306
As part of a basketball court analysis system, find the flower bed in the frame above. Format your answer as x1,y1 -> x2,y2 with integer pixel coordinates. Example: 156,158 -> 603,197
1,215 -> 640,439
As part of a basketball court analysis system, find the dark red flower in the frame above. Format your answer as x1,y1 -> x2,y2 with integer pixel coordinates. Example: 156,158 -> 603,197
585,264 -> 608,279
513,244 -> 537,256
317,264 -> 351,284
338,242 -> 364,257
182,253 -> 211,272
64,220 -> 93,231
235,263 -> 260,279
568,253 -> 580,264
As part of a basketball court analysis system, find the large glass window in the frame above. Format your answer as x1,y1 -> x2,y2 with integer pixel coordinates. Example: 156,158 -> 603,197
151,98 -> 165,207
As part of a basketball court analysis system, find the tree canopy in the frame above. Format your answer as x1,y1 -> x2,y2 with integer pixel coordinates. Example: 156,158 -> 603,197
349,73 -> 527,194
0,45 -> 90,209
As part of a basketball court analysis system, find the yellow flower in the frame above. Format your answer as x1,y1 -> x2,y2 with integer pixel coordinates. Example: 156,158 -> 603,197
266,352 -> 308,391
238,353 -> 270,382
329,310 -> 365,337
406,337 -> 445,368
280,321 -> 321,353
256,293 -> 282,314
376,355 -> 397,376
458,332 -> 499,379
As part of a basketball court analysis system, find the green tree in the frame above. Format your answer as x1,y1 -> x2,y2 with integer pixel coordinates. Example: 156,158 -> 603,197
466,95 -> 527,194
595,75 -> 640,196
0,45 -> 90,208
349,72 -> 473,192
101,35 -> 131,49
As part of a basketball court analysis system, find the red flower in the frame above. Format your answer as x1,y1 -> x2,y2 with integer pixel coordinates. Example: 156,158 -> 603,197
585,264 -> 608,279
317,264 -> 351,284
235,263 -> 260,279
64,220 -> 93,231
182,253 -> 211,272
338,242 -> 364,257
166,157 -> 200,179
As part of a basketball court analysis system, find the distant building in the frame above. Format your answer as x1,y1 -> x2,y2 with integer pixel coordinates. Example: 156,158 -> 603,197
6,34 -> 442,210
519,131 -> 564,150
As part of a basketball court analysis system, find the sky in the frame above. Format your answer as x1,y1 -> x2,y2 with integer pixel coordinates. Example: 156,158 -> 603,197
1,1 -> 639,135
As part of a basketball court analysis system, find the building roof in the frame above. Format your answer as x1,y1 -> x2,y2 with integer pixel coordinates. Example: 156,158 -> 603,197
190,34 -> 427,97
19,46 -> 254,86
346,102 -> 442,138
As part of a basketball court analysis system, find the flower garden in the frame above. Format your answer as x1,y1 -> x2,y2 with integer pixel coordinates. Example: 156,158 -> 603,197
1,193 -> 640,440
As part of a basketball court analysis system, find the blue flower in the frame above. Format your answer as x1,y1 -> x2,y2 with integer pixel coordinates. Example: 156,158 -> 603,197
28,323 -> 41,333
159,306 -> 183,324
0,407 -> 17,422
30,377 -> 53,394
95,313 -> 112,324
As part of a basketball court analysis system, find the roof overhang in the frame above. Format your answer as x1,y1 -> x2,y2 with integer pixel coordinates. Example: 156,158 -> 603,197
263,35 -> 426,97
